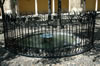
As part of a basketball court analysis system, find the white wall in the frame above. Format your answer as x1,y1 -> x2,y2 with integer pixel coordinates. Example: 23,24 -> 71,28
3,0 -> 12,13
69,0 -> 83,12
4,0 -> 98,14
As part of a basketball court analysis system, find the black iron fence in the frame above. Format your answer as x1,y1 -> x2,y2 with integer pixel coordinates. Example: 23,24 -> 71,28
3,11 -> 96,58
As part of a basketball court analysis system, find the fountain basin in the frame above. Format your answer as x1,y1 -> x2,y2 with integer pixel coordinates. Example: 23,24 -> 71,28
18,31 -> 81,49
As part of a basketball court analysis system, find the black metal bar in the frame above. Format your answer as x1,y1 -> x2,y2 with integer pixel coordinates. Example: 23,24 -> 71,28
48,0 -> 52,20
91,12 -> 96,49
58,0 -> 62,27
58,0 -> 61,18
3,10 -> 96,58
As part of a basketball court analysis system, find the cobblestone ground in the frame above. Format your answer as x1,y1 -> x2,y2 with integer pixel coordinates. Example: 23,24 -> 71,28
0,18 -> 100,66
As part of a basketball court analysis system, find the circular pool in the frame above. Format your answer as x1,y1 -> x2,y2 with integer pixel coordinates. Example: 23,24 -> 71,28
18,31 -> 81,49
4,11 -> 96,58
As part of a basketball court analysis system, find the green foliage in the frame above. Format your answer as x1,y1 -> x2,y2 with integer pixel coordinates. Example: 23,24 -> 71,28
13,0 -> 16,3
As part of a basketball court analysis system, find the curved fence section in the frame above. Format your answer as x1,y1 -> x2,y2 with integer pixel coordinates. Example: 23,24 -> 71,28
4,11 -> 96,58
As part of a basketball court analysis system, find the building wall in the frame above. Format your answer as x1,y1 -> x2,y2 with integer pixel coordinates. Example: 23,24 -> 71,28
2,0 -> 100,15
86,0 -> 95,11
18,0 -> 69,14
0,0 -> 12,15
4,0 -> 12,13
55,0 -> 58,13
18,0 -> 35,14
37,0 -> 48,14
0,9 -> 1,16
62,0 -> 69,12
98,0 -> 100,11
69,0 -> 82,12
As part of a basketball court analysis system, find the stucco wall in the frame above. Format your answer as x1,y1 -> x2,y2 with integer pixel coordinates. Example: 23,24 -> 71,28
62,0 -> 69,12
86,0 -> 95,11
37,0 -> 48,14
69,0 -> 82,12
18,0 -> 35,14
4,0 -> 12,13
18,0 -> 69,14
0,0 -> 11,15
98,0 -> 100,11
2,0 -> 99,14
0,9 -> 1,16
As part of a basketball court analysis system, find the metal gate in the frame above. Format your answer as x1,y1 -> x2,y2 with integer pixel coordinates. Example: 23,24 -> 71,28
1,0 -> 96,58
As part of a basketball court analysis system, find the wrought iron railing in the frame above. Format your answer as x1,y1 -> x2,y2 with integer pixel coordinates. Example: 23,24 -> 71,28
3,11 -> 96,58
0,0 -> 97,58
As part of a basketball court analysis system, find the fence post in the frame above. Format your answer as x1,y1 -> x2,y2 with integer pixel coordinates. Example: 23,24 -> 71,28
92,12 -> 97,49
58,0 -> 61,18
48,0 -> 52,20
58,0 -> 62,28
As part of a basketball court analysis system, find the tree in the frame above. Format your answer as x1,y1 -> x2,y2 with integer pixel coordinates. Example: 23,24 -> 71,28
0,0 -> 5,7
0,0 -> 5,17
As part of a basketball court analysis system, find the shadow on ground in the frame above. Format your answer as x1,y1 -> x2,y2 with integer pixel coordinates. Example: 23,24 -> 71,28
82,19 -> 100,63
35,57 -> 75,65
0,43 -> 17,64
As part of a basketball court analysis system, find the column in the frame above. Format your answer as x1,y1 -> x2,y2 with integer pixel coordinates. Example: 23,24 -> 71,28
52,0 -> 55,15
95,0 -> 98,11
35,0 -> 38,15
58,0 -> 61,17
4,0 -> 12,13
